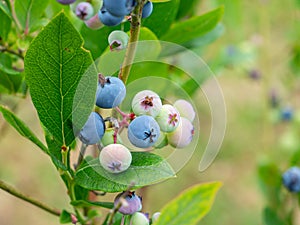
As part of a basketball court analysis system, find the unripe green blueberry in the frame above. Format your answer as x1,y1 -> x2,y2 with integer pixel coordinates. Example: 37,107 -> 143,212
75,2 -> 94,20
167,117 -> 194,148
174,99 -> 195,122
155,104 -> 180,132
131,212 -> 149,225
108,30 -> 129,51
114,191 -> 142,215
152,212 -> 161,223
153,132 -> 168,149
85,13 -> 104,29
101,128 -> 122,146
99,144 -> 132,173
131,90 -> 162,117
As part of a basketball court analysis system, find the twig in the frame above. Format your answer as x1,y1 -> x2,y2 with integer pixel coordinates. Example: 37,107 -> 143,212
0,46 -> 24,60
0,179 -> 61,216
75,143 -> 87,170
119,0 -> 147,84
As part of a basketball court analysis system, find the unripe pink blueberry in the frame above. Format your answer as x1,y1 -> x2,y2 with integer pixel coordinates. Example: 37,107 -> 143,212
131,212 -> 149,225
75,2 -> 94,20
99,144 -> 132,173
152,212 -> 161,223
114,191 -> 142,215
85,13 -> 104,29
167,117 -> 194,148
131,90 -> 162,117
155,104 -> 181,132
173,99 -> 195,122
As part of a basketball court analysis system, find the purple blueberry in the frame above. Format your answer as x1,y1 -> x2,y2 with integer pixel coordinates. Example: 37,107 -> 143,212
103,0 -> 136,17
131,90 -> 162,117
56,0 -> 76,5
167,117 -> 194,148
142,1 -> 153,18
174,99 -> 195,122
114,191 -> 142,215
99,144 -> 132,173
131,212 -> 149,225
75,2 -> 94,20
282,167 -> 300,193
108,30 -> 129,51
78,112 -> 105,145
128,115 -> 160,148
155,104 -> 181,133
96,76 -> 126,109
98,6 -> 124,26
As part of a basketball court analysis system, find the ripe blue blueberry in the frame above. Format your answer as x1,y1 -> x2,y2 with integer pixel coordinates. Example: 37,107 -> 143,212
103,0 -> 136,17
281,106 -> 293,121
98,6 -> 124,26
142,1 -> 153,18
282,166 -> 300,193
99,144 -> 132,173
108,30 -> 129,51
56,0 -> 76,5
155,104 -> 181,133
96,76 -> 126,109
75,2 -> 94,20
131,212 -> 149,225
128,115 -> 160,148
174,99 -> 195,122
167,117 -> 194,148
78,112 -> 105,145
131,90 -> 162,117
114,191 -> 142,215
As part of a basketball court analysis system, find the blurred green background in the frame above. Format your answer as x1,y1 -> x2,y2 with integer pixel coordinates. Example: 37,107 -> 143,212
1,0 -> 300,224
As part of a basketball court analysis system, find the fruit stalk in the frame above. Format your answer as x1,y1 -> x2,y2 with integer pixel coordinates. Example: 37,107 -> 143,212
0,179 -> 61,216
119,0 -> 147,84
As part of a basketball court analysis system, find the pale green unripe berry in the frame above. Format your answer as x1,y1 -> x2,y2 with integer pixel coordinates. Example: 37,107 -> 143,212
153,132 -> 168,149
108,30 -> 129,51
101,128 -> 122,146
132,90 -> 162,117
152,212 -> 161,223
99,144 -> 132,173
131,212 -> 149,225
155,104 -> 181,132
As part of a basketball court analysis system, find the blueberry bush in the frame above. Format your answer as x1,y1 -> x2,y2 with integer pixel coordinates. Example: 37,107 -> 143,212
0,0 -> 225,224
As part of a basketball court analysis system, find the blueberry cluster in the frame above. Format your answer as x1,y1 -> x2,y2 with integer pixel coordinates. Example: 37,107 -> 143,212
129,90 -> 195,149
57,0 -> 153,28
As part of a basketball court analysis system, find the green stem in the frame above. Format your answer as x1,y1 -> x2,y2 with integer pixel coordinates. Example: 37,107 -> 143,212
119,0 -> 147,84
0,179 -> 60,216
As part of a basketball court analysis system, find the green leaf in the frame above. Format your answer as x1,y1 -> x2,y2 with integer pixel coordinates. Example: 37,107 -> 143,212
60,210 -> 72,224
0,105 -> 48,153
176,0 -> 198,19
25,12 -> 98,148
151,0 -> 170,2
161,6 -> 224,44
75,152 -> 175,192
0,5 -> 12,41
0,63 -> 23,93
143,0 -> 180,38
71,200 -> 114,209
257,160 -> 282,206
0,1 -> 12,18
15,0 -> 50,33
154,182 -> 222,225
263,207 -> 285,225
